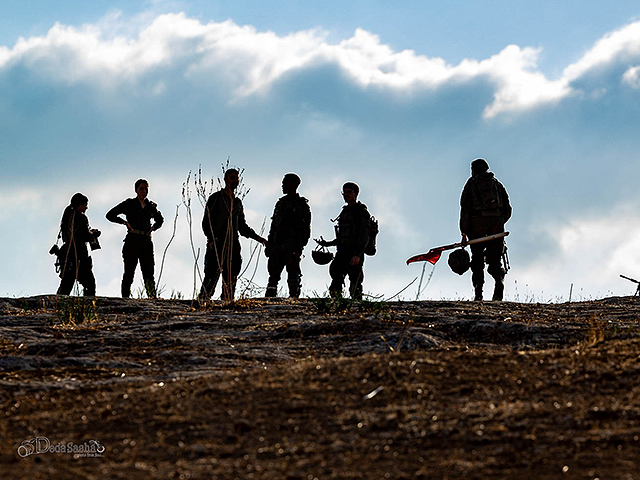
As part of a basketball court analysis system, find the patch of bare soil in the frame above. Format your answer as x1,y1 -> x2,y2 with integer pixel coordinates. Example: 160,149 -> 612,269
0,295 -> 639,479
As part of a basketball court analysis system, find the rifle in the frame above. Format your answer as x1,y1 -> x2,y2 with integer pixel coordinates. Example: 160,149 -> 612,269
406,232 -> 509,265
620,274 -> 640,296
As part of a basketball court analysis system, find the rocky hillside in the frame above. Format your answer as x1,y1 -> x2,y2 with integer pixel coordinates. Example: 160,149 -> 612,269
0,295 -> 639,479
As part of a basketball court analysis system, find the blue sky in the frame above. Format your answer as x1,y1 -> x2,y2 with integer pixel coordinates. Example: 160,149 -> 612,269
2,1 -> 640,300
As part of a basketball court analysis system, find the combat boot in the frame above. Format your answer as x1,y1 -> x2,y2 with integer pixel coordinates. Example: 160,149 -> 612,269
265,285 -> 277,297
288,282 -> 301,299
474,285 -> 483,301
492,280 -> 504,301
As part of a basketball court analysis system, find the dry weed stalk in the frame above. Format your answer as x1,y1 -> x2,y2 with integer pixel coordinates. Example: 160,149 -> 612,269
157,204 -> 180,290
182,171 -> 204,289
586,314 -> 606,345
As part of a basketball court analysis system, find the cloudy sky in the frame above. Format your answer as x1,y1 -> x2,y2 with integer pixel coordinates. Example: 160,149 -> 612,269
2,1 -> 640,301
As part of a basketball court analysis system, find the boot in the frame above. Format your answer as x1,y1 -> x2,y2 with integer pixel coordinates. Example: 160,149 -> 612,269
265,285 -> 277,297
474,285 -> 483,301
288,283 -> 301,299
492,280 -> 504,301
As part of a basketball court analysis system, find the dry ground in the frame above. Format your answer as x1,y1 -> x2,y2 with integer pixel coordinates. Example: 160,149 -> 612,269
0,295 -> 639,479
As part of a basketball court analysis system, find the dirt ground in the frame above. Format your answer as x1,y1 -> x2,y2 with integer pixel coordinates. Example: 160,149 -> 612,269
0,295 -> 639,479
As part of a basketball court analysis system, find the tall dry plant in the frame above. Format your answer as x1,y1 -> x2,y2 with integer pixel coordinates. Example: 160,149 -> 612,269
157,204 -> 180,291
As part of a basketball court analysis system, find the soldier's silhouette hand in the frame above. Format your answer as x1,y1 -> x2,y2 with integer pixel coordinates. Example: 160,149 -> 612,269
314,237 -> 329,247
350,256 -> 360,266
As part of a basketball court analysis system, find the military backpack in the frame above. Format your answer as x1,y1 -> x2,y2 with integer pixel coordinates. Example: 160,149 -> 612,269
471,177 -> 502,215
365,216 -> 379,256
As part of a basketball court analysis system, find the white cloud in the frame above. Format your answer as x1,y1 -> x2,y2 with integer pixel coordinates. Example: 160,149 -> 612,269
477,46 -> 571,118
623,65 -> 640,88
2,13 -> 640,118
563,21 -> 640,82
516,203 -> 640,299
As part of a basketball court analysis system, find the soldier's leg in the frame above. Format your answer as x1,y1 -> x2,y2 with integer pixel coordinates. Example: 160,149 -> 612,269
78,257 -> 96,297
284,251 -> 302,298
139,240 -> 156,298
221,250 -> 242,301
199,243 -> 221,300
57,271 -> 76,295
329,253 -> 347,298
218,246 -> 234,301
57,249 -> 77,295
486,239 -> 505,301
266,250 -> 285,297
470,243 -> 485,301
121,239 -> 139,298
347,257 -> 365,300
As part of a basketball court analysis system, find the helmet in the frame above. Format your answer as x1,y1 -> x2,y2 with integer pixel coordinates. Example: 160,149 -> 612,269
312,246 -> 334,265
448,248 -> 470,275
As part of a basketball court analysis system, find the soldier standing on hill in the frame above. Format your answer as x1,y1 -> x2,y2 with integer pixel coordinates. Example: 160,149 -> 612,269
106,179 -> 164,298
56,193 -> 100,296
317,182 -> 371,300
265,173 -> 311,298
460,158 -> 512,301
199,168 -> 267,301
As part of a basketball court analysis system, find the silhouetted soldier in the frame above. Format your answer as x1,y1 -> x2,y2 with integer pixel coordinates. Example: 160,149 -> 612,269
199,169 -> 267,301
460,158 -> 512,301
106,179 -> 164,298
57,193 -> 100,296
265,173 -> 311,298
318,182 -> 371,299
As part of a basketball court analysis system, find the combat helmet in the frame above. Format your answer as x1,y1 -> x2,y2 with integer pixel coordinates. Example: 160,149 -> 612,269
312,245 -> 334,265
448,248 -> 470,275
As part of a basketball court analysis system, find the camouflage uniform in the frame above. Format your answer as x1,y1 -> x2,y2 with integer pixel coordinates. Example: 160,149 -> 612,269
106,198 -> 164,298
200,190 -> 263,301
460,171 -> 511,300
265,193 -> 311,298
329,202 -> 371,299
57,206 -> 96,296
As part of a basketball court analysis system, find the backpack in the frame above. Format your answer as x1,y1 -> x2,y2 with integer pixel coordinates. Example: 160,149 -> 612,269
365,215 -> 379,256
471,176 -> 502,215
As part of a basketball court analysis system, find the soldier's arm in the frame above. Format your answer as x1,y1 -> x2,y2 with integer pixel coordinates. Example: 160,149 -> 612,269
238,202 -> 265,243
202,196 -> 215,241
150,202 -> 164,231
355,206 -> 371,258
106,200 -> 129,225
266,199 -> 282,245
499,183 -> 512,223
78,214 -> 94,243
459,181 -> 473,235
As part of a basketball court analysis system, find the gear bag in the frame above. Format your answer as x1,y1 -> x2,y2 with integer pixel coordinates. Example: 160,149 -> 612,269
471,177 -> 502,215
365,216 -> 379,256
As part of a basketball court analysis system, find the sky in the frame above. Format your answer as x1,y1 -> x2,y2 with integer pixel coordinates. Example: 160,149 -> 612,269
2,1 -> 640,301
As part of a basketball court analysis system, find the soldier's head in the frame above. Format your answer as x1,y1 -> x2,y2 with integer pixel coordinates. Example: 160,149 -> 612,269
471,158 -> 489,176
70,193 -> 89,212
342,182 -> 359,205
135,179 -> 149,200
224,169 -> 240,191
282,173 -> 301,195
